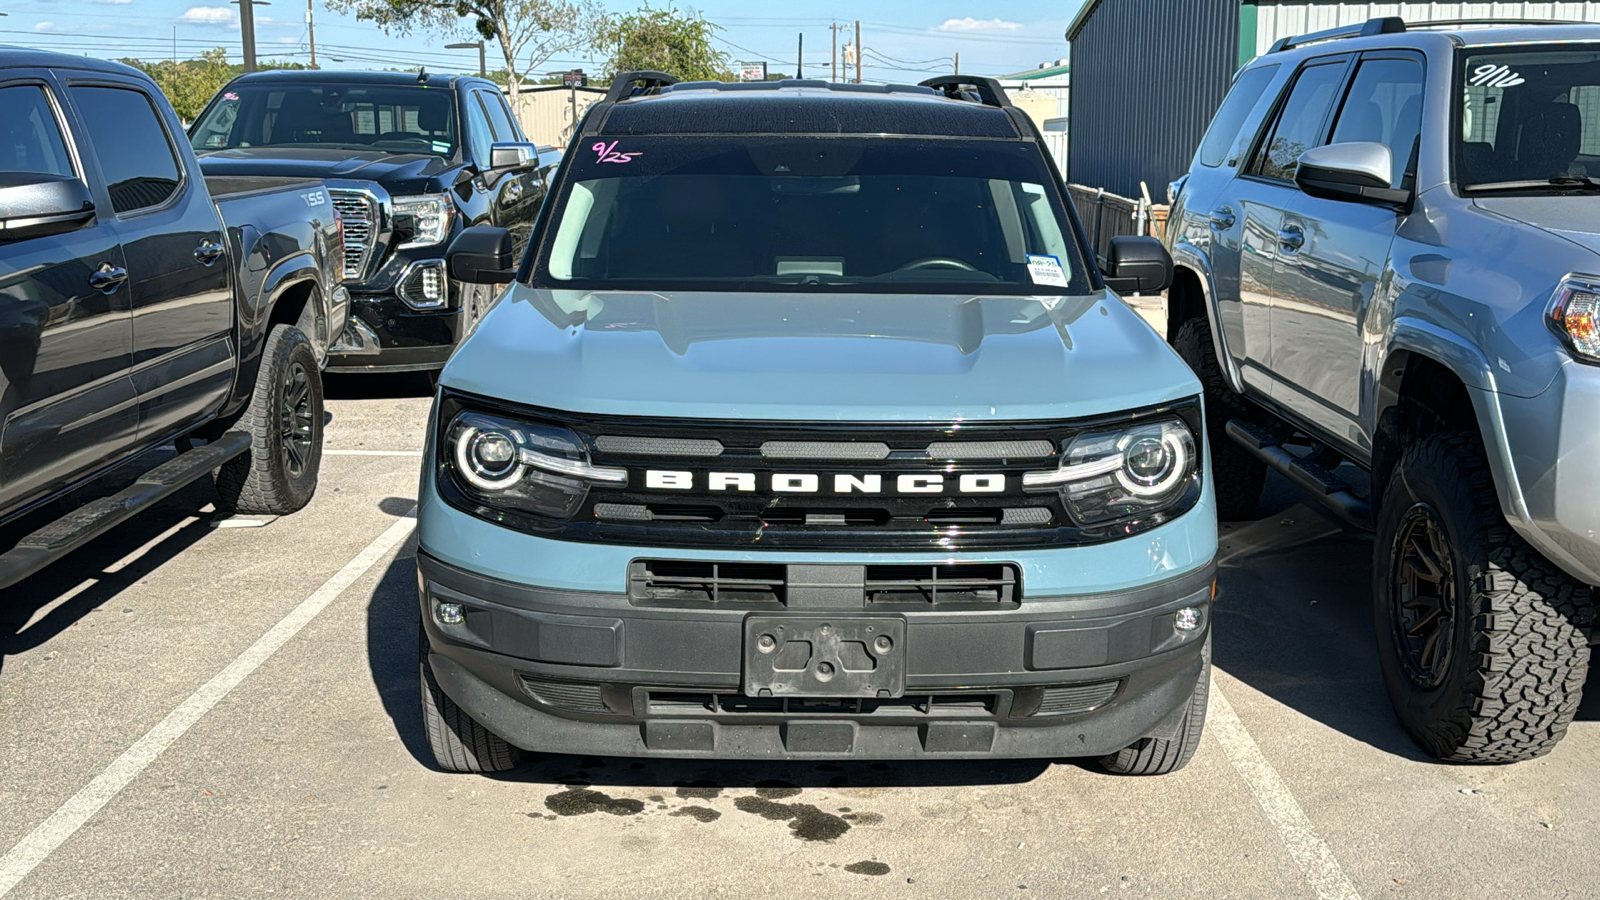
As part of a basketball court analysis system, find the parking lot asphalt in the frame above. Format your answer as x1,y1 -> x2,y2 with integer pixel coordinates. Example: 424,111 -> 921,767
4,373 -> 1600,899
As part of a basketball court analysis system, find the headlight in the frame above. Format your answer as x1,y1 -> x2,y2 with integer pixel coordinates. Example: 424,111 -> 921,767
1023,417 -> 1198,527
444,411 -> 625,519
1551,277 -> 1600,363
393,193 -> 454,249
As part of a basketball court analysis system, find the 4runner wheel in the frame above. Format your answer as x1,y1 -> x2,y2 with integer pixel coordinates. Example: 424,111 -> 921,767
1098,635 -> 1210,775
420,632 -> 525,773
1374,432 -> 1594,763
1173,317 -> 1266,520
215,324 -> 323,515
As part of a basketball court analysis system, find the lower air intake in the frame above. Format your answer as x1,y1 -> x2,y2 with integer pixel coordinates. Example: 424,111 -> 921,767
519,675 -> 607,712
1035,682 -> 1120,716
864,563 -> 1020,605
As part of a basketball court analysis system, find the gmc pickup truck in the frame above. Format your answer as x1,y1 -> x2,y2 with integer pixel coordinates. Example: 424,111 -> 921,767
188,70 -> 546,379
0,49 -> 345,591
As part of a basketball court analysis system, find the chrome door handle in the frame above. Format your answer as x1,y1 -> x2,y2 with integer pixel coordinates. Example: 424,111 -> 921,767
89,262 -> 128,294
1209,207 -> 1236,230
194,240 -> 225,266
1277,225 -> 1305,252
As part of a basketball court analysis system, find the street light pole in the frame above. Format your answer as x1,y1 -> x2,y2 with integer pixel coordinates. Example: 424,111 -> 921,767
232,0 -> 269,72
446,40 -> 487,78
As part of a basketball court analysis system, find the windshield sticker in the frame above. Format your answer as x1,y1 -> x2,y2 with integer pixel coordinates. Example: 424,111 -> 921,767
1470,64 -> 1525,89
592,140 -> 641,164
431,140 -> 450,154
1025,254 -> 1070,288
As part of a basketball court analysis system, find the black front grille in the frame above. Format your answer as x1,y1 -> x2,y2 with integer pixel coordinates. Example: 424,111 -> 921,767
629,560 -> 786,606
1035,682 -> 1120,716
865,564 -> 1018,606
647,691 -> 998,717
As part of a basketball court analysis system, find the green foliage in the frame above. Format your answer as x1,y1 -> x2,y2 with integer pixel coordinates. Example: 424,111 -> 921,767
596,4 -> 732,83
120,50 -> 308,121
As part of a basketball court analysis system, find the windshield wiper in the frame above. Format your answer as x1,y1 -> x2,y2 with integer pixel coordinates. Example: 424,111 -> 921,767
1463,175 -> 1600,193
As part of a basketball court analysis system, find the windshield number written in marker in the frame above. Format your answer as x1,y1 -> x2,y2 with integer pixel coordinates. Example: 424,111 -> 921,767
592,141 -> 640,164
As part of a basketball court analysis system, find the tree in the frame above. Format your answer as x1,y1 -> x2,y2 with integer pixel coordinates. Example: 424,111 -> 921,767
596,4 -> 731,83
325,0 -> 604,100
121,50 -> 308,122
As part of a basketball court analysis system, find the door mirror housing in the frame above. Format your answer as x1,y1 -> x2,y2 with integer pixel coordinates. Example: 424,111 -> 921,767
0,173 -> 94,242
447,225 -> 516,284
1295,142 -> 1411,208
488,142 -> 539,173
1102,235 -> 1173,295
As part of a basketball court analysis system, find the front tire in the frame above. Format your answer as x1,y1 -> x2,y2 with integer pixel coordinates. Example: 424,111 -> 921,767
215,325 -> 323,515
1374,432 -> 1594,763
420,632 -> 525,773
1099,635 -> 1210,775
1173,317 -> 1266,520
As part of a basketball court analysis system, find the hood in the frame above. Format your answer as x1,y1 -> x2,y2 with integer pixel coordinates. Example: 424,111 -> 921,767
1474,196 -> 1600,257
196,147 -> 452,191
441,289 -> 1200,422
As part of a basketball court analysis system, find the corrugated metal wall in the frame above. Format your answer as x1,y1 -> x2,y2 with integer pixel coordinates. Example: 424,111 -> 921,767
510,87 -> 606,148
1068,0 -> 1241,198
1252,2 -> 1600,57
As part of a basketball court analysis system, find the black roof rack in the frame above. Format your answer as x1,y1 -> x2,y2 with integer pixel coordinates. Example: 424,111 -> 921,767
1268,16 -> 1404,53
918,75 -> 1012,109
604,70 -> 678,104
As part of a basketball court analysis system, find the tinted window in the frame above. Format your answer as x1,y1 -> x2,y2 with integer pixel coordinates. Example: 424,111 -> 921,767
1330,57 -> 1424,187
1250,61 -> 1347,181
478,90 -> 520,142
190,83 -> 458,157
0,85 -> 74,177
1199,65 -> 1279,167
464,94 -> 494,164
538,137 -> 1090,295
71,86 -> 181,213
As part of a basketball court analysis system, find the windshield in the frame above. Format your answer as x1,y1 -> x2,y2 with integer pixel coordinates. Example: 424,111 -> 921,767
1458,46 -> 1600,190
531,137 -> 1090,295
190,82 -> 459,157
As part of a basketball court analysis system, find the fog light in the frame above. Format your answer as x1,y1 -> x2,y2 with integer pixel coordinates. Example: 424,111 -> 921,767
398,259 -> 449,310
438,601 -> 465,625
1175,607 -> 1201,632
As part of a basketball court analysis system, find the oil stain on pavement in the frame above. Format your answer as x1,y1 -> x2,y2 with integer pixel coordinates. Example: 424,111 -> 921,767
544,787 -> 646,817
732,796 -> 851,841
845,861 -> 892,876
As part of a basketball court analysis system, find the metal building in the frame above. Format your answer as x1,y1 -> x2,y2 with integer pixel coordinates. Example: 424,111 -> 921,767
1066,0 -> 1600,198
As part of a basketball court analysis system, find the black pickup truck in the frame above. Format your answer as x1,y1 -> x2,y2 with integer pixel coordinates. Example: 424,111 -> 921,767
188,70 -> 546,378
0,49 -> 345,591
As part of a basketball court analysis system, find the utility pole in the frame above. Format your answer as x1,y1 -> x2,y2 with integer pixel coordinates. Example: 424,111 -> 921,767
797,33 -> 802,80
232,0 -> 267,73
854,20 -> 862,83
954,52 -> 959,75
830,22 -> 837,83
307,0 -> 316,68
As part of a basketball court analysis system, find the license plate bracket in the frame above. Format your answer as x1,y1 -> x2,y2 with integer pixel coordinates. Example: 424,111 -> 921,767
743,616 -> 906,698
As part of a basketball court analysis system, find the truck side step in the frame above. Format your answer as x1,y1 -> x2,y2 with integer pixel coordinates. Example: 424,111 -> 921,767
1224,419 -> 1373,530
0,432 -> 251,591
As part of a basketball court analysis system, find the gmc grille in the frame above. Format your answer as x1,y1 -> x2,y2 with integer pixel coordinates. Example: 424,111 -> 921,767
329,189 -> 377,281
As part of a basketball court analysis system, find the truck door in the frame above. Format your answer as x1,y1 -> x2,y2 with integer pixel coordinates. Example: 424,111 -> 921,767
0,75 -> 138,509
1223,56 -> 1351,397
471,88 -> 542,253
1272,52 -> 1423,456
65,79 -> 232,446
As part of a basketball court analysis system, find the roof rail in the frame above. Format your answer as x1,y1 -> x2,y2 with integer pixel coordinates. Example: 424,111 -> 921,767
1404,18 -> 1590,30
1268,16 -> 1405,53
604,70 -> 679,104
918,75 -> 1013,109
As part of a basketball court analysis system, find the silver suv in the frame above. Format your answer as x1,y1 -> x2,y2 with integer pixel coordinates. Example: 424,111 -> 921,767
1166,17 -> 1600,763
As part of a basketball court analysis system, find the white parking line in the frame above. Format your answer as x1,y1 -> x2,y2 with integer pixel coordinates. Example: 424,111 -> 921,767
1209,681 -> 1362,900
0,510 -> 418,897
324,449 -> 424,457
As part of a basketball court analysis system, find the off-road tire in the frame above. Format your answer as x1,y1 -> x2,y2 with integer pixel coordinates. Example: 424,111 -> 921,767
1173,317 -> 1266,520
1374,432 -> 1595,763
215,325 -> 323,515
420,633 -> 524,773
1099,635 -> 1211,775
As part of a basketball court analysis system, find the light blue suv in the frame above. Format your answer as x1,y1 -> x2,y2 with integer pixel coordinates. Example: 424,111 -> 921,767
416,73 -> 1217,775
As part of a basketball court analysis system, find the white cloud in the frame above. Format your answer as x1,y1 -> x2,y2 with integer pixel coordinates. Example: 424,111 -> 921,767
178,6 -> 235,25
34,21 -> 56,31
937,17 -> 1022,32
94,0 -> 133,5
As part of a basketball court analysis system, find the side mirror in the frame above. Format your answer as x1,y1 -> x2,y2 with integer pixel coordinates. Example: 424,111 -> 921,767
447,225 -> 515,284
488,142 -> 539,173
0,173 -> 94,242
1295,142 -> 1410,208
1102,235 -> 1173,295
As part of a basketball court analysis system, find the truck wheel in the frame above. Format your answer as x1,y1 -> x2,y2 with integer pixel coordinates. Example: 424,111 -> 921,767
215,325 -> 324,515
1173,317 -> 1266,520
420,633 -> 525,773
1099,635 -> 1210,776
1374,432 -> 1594,762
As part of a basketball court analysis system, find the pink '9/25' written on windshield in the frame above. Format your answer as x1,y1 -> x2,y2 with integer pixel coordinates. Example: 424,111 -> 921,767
592,141 -> 641,163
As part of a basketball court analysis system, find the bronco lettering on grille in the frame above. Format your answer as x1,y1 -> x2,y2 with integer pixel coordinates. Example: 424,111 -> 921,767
643,471 -> 1008,494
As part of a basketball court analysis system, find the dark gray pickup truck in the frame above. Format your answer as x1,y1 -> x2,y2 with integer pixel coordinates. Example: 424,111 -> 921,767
0,49 -> 346,591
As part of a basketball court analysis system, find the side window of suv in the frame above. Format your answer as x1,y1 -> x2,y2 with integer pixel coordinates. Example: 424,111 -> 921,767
1328,57 -> 1424,188
0,85 -> 75,177
70,85 -> 182,214
1198,64 -> 1280,167
1248,60 -> 1347,182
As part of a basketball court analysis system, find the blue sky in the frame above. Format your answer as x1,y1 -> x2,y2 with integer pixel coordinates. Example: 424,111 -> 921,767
2,0 -> 1084,80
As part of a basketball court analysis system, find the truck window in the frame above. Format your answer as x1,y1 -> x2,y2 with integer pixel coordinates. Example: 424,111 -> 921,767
191,83 -> 459,158
1329,57 -> 1424,188
463,93 -> 495,165
0,85 -> 74,177
1197,64 -> 1279,168
70,86 -> 181,214
479,90 -> 521,142
1248,60 -> 1347,182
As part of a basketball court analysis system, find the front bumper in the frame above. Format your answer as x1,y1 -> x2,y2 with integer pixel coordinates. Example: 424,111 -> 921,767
418,552 -> 1215,760
327,292 -> 462,373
